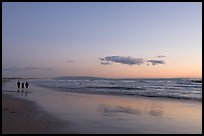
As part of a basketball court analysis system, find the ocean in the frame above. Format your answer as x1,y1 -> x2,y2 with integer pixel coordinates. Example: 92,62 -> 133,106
29,77 -> 202,101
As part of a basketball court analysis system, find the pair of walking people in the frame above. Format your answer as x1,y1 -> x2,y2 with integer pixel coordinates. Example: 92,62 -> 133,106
17,81 -> 29,92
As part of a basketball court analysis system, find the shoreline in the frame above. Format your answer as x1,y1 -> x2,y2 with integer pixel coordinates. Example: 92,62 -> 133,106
2,81 -> 202,134
38,84 -> 202,102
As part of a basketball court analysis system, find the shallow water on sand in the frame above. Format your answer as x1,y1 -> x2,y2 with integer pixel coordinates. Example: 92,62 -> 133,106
2,81 -> 202,134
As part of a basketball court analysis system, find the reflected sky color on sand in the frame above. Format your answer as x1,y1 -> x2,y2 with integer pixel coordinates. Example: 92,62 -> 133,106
3,81 -> 202,134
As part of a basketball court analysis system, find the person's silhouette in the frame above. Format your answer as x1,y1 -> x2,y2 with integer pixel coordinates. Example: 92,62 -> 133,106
17,80 -> 20,92
25,82 -> 29,88
21,82 -> 24,92
25,82 -> 29,93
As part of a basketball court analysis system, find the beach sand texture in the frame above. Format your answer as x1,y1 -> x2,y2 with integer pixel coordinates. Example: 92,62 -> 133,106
2,93 -> 74,134
2,80 -> 202,134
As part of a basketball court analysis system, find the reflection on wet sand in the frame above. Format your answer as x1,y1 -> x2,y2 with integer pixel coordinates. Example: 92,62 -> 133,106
99,104 -> 163,117
2,81 -> 202,134
98,104 -> 142,115
149,101 -> 163,117
149,110 -> 163,116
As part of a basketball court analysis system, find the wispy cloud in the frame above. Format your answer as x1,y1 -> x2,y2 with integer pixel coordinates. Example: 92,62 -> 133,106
157,55 -> 166,58
99,55 -> 166,66
147,60 -> 165,66
66,60 -> 75,63
3,67 -> 54,71
99,56 -> 144,66
100,61 -> 113,65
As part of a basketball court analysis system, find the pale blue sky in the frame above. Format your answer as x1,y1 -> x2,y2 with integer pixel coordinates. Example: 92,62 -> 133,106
2,2 -> 202,78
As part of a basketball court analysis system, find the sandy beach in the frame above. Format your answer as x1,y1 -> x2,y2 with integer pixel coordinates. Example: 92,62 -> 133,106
2,80 -> 202,134
2,93 -> 74,134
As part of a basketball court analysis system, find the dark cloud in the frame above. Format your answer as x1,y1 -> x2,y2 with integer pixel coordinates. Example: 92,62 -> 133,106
99,56 -> 144,65
147,60 -> 165,66
66,60 -> 75,63
3,67 -> 54,71
157,55 -> 166,58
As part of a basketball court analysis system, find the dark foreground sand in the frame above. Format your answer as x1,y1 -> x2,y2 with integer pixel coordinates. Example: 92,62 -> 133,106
2,94 -> 73,134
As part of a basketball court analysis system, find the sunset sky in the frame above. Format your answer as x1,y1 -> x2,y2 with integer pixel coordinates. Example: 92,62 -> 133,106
2,2 -> 202,78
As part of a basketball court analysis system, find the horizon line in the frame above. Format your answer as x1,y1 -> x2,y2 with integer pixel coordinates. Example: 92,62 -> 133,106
2,76 -> 202,80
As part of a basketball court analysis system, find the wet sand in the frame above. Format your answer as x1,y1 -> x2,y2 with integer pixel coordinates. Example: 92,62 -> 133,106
2,93 -> 74,134
2,81 -> 202,134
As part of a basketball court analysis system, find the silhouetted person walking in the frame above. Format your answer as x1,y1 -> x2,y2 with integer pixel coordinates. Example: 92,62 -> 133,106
25,82 -> 29,93
25,82 -> 29,88
17,80 -> 20,92
21,82 -> 24,92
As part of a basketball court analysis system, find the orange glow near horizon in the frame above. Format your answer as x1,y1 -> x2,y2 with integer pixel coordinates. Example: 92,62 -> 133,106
59,61 -> 202,79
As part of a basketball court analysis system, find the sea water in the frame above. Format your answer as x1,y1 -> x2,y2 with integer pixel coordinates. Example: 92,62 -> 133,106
29,77 -> 202,101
